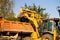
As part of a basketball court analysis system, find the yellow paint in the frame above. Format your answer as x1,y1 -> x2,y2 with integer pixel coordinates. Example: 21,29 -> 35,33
31,32 -> 38,38
53,29 -> 56,40
43,38 -> 48,40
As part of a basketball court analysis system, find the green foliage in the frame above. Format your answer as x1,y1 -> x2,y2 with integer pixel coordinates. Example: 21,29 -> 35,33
24,3 -> 48,18
0,0 -> 16,21
6,10 -> 17,21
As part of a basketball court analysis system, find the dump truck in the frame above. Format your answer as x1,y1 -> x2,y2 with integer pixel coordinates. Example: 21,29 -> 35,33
0,8 -> 43,40
0,17 -> 34,40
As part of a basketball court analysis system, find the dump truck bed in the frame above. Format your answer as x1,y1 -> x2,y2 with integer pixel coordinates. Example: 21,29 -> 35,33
0,17 -> 34,33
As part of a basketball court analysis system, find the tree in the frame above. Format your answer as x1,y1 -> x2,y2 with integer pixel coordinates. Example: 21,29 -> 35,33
0,0 -> 15,20
6,10 -> 17,21
24,3 -> 48,18
25,3 -> 28,9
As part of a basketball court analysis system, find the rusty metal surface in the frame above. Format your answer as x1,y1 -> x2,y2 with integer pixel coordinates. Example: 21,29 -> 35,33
0,18 -> 34,33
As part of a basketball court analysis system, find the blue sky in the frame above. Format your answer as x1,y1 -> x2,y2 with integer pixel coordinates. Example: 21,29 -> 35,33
13,0 -> 60,18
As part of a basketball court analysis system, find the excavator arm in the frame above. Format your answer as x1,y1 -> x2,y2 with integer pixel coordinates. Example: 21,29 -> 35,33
17,8 -> 44,39
18,8 -> 43,28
